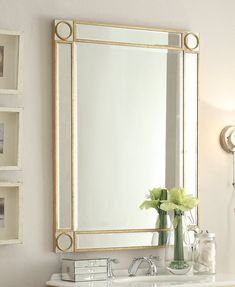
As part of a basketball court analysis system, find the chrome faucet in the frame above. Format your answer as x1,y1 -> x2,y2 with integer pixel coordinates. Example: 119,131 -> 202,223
128,256 -> 157,276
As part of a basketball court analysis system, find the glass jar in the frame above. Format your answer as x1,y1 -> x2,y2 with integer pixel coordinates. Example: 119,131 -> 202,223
193,232 -> 216,275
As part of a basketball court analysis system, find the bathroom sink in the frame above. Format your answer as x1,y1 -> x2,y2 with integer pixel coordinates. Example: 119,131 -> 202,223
46,273 -> 235,286
112,274 -> 235,287
113,275 -> 210,286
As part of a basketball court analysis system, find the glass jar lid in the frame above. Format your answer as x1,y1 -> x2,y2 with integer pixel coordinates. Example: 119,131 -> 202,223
195,231 -> 215,239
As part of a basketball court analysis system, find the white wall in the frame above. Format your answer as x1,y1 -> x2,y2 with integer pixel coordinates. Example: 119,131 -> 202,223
0,0 -> 235,286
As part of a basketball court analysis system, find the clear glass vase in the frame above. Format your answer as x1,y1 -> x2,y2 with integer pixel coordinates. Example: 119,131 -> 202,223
151,214 -> 172,246
165,211 -> 192,275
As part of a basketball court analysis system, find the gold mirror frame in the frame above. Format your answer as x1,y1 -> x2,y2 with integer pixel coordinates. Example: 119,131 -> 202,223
53,20 -> 199,253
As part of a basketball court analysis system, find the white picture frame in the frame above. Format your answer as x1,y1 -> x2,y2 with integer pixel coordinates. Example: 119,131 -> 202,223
0,107 -> 22,170
0,29 -> 23,95
0,182 -> 23,245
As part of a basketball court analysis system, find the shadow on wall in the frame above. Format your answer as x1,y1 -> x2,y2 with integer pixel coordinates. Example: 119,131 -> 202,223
198,99 -> 235,273
36,16 -> 54,253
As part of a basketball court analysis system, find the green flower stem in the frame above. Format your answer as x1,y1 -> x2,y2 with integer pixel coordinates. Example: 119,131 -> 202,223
158,189 -> 168,246
174,210 -> 184,261
158,214 -> 168,245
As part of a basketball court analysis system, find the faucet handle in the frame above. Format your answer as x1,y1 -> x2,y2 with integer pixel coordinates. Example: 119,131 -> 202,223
187,224 -> 199,232
109,258 -> 119,264
107,258 -> 119,278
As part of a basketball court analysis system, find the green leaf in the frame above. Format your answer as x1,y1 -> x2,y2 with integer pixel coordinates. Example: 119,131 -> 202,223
177,205 -> 191,212
160,202 -> 179,211
149,188 -> 162,200
140,199 -> 159,210
182,197 -> 199,209
160,200 -> 168,203
158,187 -> 199,213
168,188 -> 185,205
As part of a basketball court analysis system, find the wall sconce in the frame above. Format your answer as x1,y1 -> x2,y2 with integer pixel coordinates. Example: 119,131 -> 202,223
220,126 -> 235,187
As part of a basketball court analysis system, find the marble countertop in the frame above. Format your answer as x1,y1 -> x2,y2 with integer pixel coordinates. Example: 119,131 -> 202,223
46,273 -> 235,287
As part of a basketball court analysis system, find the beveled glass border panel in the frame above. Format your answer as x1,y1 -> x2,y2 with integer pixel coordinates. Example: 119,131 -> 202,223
75,22 -> 182,48
54,42 -> 73,231
54,20 -> 199,252
183,52 -> 199,224
75,230 -> 172,250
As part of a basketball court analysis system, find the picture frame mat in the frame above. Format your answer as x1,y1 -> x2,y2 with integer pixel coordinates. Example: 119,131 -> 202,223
0,183 -> 22,244
0,29 -> 23,94
0,107 -> 22,170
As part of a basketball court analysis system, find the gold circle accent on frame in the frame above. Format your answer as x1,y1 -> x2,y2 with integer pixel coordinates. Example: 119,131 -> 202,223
55,21 -> 73,41
56,232 -> 73,252
184,33 -> 199,51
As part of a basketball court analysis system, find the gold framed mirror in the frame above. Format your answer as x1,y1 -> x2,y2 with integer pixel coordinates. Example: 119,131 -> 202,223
53,20 -> 199,253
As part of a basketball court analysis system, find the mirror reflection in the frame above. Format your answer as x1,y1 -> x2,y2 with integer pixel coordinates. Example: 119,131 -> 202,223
76,44 -> 183,231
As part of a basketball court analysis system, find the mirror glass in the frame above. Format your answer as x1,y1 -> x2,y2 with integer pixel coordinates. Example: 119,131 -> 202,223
76,44 -> 183,231
54,21 -> 199,251
184,53 -> 198,197
56,43 -> 72,229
